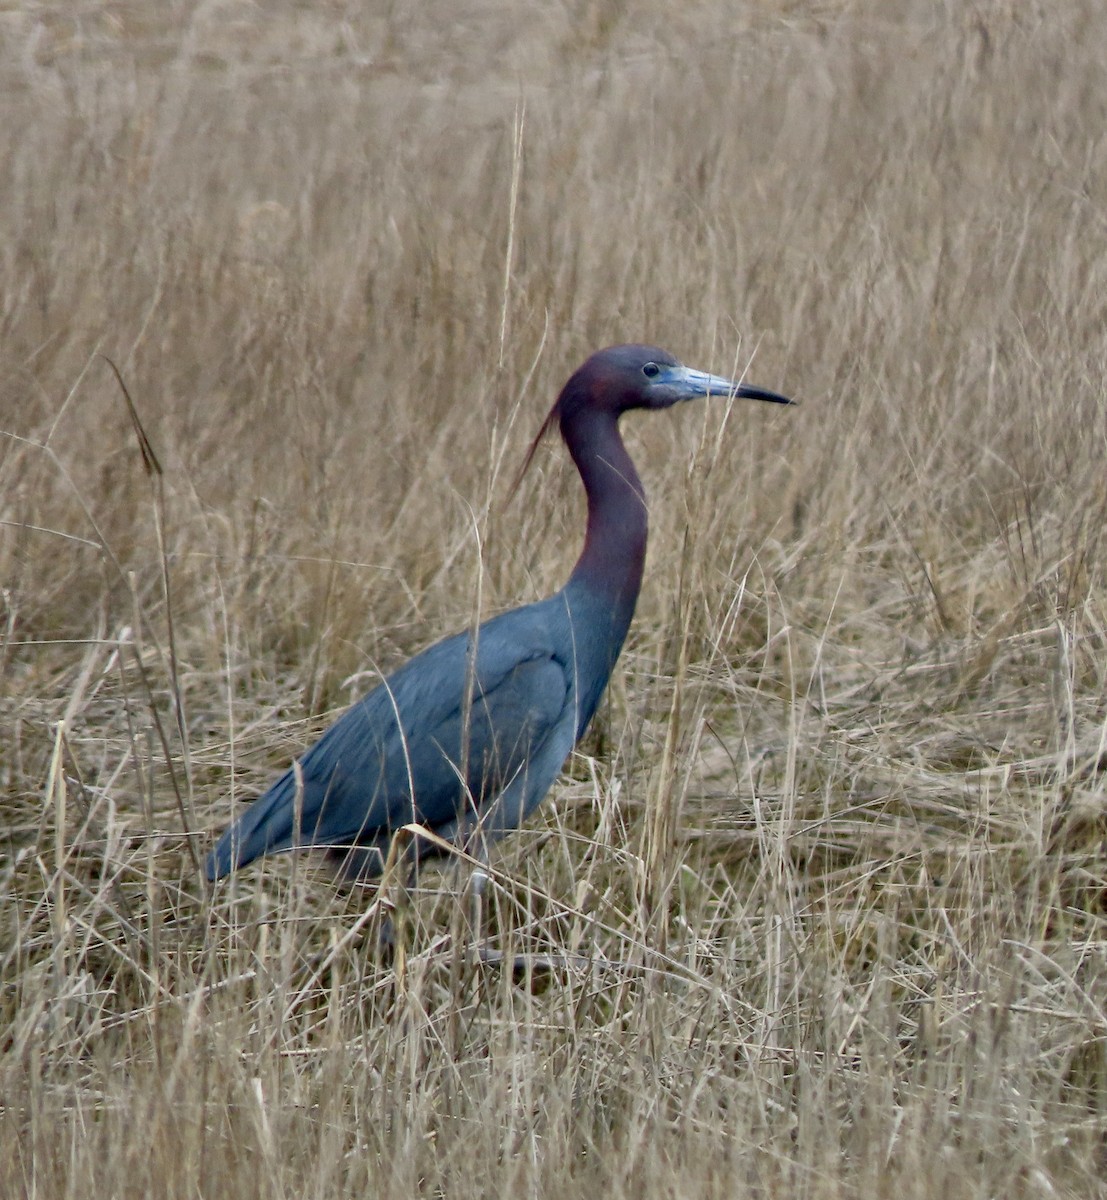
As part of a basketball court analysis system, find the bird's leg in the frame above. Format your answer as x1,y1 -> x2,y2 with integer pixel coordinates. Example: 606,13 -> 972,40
376,907 -> 395,950
375,863 -> 417,953
377,828 -> 417,986
467,866 -> 489,963
385,868 -> 417,992
455,827 -> 492,964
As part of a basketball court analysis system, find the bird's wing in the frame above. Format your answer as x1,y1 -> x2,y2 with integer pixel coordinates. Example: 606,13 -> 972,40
206,615 -> 575,877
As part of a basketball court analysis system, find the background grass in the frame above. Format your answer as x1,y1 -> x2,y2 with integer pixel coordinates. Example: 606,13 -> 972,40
2,1 -> 1106,1195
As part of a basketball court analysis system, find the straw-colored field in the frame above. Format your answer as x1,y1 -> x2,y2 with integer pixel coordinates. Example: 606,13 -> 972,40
2,2 -> 1105,1195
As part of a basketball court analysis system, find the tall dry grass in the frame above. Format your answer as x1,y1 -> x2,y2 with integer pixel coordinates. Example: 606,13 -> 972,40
2,1 -> 1106,1196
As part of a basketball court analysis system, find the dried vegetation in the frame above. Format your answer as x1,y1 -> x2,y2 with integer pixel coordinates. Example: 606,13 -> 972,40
1,1 -> 1106,1196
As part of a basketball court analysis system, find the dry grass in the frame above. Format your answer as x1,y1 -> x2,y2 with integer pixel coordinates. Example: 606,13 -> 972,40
2,1 -> 1106,1195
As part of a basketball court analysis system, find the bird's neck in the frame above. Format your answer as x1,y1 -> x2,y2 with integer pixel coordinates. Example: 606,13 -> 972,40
563,408 -> 648,619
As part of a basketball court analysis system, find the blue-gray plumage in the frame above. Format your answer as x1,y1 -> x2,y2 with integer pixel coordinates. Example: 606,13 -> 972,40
205,345 -> 790,884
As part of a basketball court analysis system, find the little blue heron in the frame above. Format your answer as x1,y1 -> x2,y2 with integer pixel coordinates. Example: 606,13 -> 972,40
205,345 -> 790,885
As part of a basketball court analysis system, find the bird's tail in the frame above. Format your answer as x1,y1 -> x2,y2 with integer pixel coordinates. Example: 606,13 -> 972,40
204,769 -> 302,881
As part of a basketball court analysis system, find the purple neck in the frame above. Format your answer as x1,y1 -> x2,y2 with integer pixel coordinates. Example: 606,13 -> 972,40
562,407 -> 648,615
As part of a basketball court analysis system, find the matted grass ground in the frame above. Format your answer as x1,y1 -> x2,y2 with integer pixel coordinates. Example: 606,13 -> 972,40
1,1 -> 1105,1195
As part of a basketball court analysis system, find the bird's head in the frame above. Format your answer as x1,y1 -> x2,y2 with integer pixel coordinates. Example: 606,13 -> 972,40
561,344 -> 792,418
512,344 -> 791,494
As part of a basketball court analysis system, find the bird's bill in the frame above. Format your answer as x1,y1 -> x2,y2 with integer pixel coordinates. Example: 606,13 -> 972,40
672,365 -> 792,405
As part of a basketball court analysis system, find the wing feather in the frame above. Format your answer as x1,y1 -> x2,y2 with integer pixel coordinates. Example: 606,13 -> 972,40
206,605 -> 574,879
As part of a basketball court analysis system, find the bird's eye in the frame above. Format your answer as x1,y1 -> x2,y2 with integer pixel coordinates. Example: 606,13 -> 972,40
642,363 -> 660,379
